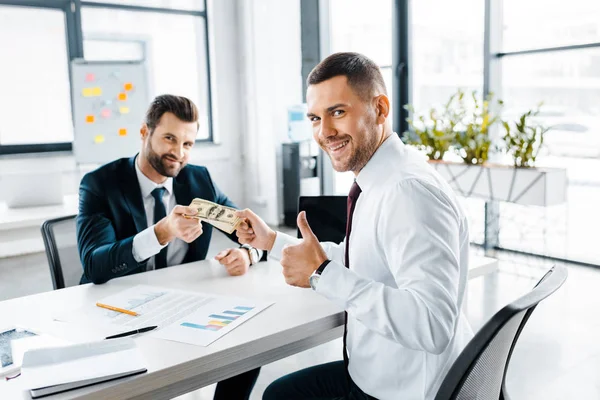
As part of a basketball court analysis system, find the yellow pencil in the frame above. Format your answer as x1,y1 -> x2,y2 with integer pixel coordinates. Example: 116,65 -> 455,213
96,302 -> 139,316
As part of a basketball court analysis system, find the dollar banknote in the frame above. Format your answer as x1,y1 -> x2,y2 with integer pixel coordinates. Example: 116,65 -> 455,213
187,198 -> 241,234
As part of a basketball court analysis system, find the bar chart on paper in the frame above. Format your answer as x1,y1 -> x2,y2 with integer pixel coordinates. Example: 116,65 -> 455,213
152,299 -> 272,346
181,306 -> 255,331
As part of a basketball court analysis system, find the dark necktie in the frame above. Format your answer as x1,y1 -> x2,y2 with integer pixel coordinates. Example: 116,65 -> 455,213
343,181 -> 362,373
151,187 -> 168,270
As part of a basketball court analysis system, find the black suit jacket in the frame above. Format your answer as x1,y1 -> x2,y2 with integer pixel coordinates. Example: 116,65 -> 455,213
76,156 -> 241,284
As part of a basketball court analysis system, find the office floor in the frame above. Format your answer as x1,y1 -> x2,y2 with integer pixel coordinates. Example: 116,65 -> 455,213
0,234 -> 598,400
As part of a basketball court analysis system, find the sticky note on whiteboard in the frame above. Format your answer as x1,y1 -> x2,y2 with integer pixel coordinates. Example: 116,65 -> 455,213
85,115 -> 95,123
101,109 -> 111,118
119,107 -> 130,114
118,93 -> 127,101
94,135 -> 105,144
85,73 -> 95,82
118,128 -> 127,136
124,83 -> 133,91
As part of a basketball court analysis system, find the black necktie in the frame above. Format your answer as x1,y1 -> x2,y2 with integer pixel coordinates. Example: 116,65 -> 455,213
343,181 -> 362,374
151,187 -> 168,270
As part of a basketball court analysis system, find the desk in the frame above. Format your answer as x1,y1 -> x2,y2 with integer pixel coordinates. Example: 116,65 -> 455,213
0,195 -> 78,258
0,256 -> 498,399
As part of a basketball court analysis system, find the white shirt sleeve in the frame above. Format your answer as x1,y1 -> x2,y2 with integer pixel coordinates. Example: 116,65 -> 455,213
316,179 -> 463,355
269,232 -> 346,265
132,225 -> 168,262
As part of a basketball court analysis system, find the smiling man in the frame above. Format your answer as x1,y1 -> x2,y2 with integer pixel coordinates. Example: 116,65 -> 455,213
235,53 -> 473,400
76,95 -> 261,399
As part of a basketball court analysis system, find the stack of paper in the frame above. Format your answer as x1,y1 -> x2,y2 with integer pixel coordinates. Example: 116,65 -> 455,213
20,338 -> 146,398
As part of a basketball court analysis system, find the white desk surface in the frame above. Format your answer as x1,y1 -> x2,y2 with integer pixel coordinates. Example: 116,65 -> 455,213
0,255 -> 498,399
0,195 -> 78,231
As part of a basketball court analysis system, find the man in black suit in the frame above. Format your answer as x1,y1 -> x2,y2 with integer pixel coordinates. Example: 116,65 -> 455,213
76,94 -> 261,400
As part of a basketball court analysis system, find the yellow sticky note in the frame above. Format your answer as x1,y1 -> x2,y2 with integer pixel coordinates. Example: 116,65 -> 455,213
82,88 -> 93,97
92,87 -> 102,96
119,106 -> 130,114
85,115 -> 95,123
94,135 -> 105,144
118,128 -> 127,136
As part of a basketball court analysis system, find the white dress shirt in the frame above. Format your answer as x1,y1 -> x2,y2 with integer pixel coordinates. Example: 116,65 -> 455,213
270,134 -> 473,400
132,158 -> 188,270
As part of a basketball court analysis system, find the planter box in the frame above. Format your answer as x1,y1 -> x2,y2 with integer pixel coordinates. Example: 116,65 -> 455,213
429,161 -> 567,206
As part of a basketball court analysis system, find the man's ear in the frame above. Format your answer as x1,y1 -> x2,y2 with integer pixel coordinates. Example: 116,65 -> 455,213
374,94 -> 390,124
140,123 -> 149,139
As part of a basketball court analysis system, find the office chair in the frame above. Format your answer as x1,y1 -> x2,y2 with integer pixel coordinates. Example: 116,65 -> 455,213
434,265 -> 568,400
297,196 -> 347,242
41,215 -> 82,289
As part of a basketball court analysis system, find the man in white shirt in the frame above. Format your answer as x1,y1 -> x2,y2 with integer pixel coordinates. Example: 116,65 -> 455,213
235,53 -> 473,399
76,94 -> 262,399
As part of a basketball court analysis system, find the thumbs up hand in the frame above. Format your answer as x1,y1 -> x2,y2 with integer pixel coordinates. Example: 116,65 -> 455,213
281,211 -> 328,288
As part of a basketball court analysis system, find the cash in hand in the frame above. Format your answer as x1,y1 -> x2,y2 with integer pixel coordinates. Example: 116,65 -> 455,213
186,198 -> 242,234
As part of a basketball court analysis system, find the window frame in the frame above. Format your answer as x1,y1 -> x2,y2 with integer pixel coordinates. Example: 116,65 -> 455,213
0,0 -> 214,155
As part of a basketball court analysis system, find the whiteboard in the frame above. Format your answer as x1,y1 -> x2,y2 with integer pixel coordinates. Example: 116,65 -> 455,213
71,60 -> 149,164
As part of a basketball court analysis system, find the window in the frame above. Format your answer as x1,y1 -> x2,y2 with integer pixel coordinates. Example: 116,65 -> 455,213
503,0 -> 600,52
0,0 -> 212,154
328,0 -> 393,195
82,0 -> 204,11
0,5 -> 73,146
498,8 -> 600,264
81,7 -> 211,139
411,0 -> 484,111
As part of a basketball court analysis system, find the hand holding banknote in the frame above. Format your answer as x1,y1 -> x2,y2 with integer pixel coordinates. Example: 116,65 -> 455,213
154,205 -> 203,245
234,209 -> 277,251
186,198 -> 242,234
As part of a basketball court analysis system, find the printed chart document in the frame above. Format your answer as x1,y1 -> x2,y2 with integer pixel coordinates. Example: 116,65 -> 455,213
55,285 -> 273,346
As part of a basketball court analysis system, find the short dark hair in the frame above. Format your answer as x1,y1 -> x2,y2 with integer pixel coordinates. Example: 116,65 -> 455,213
307,52 -> 387,101
145,94 -> 199,133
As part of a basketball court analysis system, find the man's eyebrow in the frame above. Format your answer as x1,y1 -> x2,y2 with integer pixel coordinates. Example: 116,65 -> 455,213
307,103 -> 349,118
326,103 -> 348,113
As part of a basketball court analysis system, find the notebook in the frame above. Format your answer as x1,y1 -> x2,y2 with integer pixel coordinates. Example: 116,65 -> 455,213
20,338 -> 146,398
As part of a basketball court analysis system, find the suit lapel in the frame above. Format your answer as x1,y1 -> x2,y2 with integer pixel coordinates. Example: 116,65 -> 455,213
120,156 -> 148,233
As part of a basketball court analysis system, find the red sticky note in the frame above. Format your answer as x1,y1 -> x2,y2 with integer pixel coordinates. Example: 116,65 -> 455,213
101,109 -> 111,118
85,73 -> 95,82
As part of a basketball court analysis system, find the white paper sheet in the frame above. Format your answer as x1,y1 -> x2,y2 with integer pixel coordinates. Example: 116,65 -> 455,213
20,338 -> 144,390
55,285 -> 273,346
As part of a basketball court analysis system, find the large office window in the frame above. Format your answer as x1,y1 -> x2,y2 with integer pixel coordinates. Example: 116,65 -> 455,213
411,0 -> 484,111
497,1 -> 600,265
0,0 -> 212,155
0,5 -> 73,146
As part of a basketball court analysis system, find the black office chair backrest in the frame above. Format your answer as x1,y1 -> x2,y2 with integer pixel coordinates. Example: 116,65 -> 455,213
434,265 -> 568,400
41,215 -> 81,289
297,196 -> 347,242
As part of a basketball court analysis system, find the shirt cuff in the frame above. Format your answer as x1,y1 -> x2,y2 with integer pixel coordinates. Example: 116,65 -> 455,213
132,225 -> 168,262
268,231 -> 301,261
315,260 -> 358,310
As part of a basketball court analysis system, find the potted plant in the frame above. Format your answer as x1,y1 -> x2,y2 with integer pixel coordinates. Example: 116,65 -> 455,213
453,90 -> 503,165
403,91 -> 465,160
404,91 -> 567,207
501,105 -> 549,168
